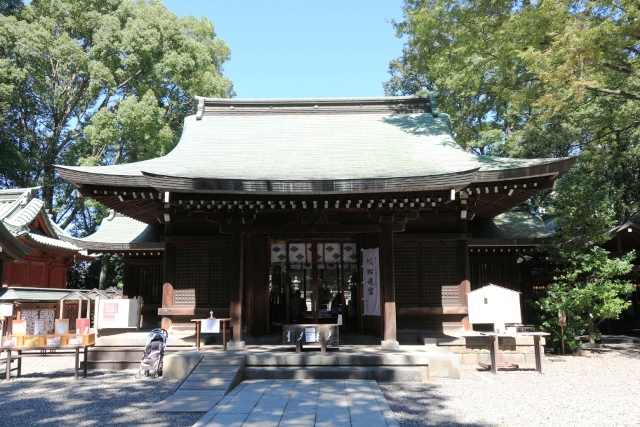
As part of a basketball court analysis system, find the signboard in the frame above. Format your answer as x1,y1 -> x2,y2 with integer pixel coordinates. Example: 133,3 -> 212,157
12,320 -> 26,336
201,318 -> 220,333
362,248 -> 381,316
76,318 -> 90,334
0,303 -> 13,317
33,319 -> 46,335
97,299 -> 139,329
467,284 -> 522,333
55,319 -> 69,335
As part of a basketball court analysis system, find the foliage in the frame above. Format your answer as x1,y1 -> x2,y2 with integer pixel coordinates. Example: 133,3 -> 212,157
66,253 -> 124,290
66,259 -> 101,289
0,0 -> 233,236
388,0 -> 640,218
388,1 -> 640,347
537,247 -> 635,347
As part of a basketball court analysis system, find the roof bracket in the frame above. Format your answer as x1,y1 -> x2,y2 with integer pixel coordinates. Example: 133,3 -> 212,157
196,96 -> 205,120
430,94 -> 439,117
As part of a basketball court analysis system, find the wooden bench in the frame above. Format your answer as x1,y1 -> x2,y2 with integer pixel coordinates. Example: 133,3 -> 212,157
282,324 -> 339,353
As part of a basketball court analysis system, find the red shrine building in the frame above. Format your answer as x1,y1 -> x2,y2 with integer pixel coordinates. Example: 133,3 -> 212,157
0,187 -> 87,288
57,96 -> 575,348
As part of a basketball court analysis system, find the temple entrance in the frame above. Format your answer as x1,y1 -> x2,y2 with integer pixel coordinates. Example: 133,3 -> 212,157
268,240 -> 359,329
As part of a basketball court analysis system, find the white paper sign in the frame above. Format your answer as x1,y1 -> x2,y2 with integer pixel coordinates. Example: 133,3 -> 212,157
305,327 -> 316,343
362,248 -> 381,316
201,318 -> 220,333
33,319 -> 46,335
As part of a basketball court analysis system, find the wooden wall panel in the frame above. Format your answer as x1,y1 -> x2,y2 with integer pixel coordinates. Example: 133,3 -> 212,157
394,242 -> 460,307
174,244 -> 232,306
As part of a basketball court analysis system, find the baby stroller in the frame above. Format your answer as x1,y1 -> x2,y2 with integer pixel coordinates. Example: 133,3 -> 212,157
135,328 -> 168,379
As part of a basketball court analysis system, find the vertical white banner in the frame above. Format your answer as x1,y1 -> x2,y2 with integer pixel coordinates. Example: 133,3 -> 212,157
362,248 -> 381,316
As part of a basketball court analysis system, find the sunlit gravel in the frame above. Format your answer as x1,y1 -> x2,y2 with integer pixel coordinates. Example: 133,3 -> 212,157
380,349 -> 640,427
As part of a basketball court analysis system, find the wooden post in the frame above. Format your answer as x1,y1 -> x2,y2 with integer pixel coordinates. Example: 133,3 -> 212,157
160,242 -> 176,330
380,217 -> 399,349
229,217 -> 245,349
459,239 -> 472,331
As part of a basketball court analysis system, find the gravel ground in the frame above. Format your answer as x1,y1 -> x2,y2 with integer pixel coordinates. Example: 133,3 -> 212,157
0,355 -> 202,427
380,349 -> 640,427
2,349 -> 640,427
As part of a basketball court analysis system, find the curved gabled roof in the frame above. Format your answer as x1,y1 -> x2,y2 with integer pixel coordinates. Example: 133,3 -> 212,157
0,221 -> 31,260
56,96 -> 574,195
70,211 -> 164,252
0,187 -> 85,255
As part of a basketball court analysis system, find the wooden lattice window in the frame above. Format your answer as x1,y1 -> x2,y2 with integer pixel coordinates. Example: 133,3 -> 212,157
395,242 -> 460,307
175,245 -> 231,305
469,260 -> 507,291
131,264 -> 163,306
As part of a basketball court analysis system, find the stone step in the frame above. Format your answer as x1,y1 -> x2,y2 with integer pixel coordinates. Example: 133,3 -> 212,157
243,365 -> 428,382
83,347 -> 180,370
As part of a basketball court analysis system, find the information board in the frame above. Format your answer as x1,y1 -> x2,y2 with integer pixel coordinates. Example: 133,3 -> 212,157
97,299 -> 139,329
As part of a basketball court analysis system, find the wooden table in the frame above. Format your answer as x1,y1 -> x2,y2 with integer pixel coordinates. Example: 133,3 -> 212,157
521,332 -> 549,374
478,332 -> 548,374
1,345 -> 93,380
191,318 -> 231,350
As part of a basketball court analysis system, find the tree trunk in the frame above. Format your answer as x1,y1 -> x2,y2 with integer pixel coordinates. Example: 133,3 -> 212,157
588,315 -> 596,345
99,254 -> 110,290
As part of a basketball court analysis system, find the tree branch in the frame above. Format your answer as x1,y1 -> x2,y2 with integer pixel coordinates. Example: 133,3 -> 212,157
59,202 -> 81,230
587,86 -> 640,101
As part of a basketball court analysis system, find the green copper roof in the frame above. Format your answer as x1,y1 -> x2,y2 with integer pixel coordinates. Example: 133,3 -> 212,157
469,210 -> 553,246
56,96 -> 573,195
71,211 -> 163,252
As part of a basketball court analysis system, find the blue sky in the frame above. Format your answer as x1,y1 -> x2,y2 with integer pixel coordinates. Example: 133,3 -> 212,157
161,0 -> 406,99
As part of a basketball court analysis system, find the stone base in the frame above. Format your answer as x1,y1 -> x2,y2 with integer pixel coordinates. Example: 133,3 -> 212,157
381,340 -> 400,350
436,333 -> 545,368
227,340 -> 246,350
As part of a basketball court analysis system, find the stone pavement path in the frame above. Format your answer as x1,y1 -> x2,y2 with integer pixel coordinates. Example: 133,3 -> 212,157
193,379 -> 399,427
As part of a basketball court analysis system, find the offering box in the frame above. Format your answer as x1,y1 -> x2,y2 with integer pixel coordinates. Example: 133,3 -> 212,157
67,333 -> 95,346
46,334 -> 67,346
2,335 -> 23,347
23,335 -> 45,346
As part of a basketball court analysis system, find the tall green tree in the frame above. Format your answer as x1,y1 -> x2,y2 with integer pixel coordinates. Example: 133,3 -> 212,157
387,0 -> 640,220
0,0 -> 233,235
389,1 -> 640,344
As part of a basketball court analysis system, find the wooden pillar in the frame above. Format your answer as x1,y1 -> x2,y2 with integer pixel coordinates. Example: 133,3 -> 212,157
380,216 -> 399,349
160,242 -> 176,330
229,217 -> 245,349
459,239 -> 472,331
246,234 -> 269,337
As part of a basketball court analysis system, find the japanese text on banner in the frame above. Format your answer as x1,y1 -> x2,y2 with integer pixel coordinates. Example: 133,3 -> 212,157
362,248 -> 381,316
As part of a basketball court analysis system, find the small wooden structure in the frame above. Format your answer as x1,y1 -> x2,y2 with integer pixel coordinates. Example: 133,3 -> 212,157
467,284 -> 522,333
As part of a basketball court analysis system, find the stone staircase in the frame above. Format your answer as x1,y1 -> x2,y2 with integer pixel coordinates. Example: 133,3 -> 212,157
151,344 -> 459,413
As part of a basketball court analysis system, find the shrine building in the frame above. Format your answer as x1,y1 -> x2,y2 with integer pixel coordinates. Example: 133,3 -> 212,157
57,96 -> 575,348
0,187 -> 88,288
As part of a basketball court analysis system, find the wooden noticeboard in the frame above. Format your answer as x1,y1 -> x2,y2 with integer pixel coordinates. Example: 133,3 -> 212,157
96,299 -> 140,330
